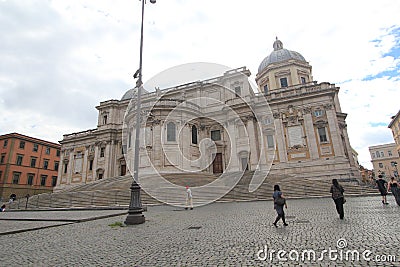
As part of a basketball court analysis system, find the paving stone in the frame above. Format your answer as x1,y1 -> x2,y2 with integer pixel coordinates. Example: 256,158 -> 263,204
0,196 -> 399,266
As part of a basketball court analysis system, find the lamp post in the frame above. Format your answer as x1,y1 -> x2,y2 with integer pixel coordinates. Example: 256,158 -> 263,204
125,0 -> 156,225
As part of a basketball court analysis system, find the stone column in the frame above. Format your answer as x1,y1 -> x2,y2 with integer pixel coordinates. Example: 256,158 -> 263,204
258,129 -> 270,170
227,120 -> 240,171
246,117 -> 259,170
181,123 -> 191,171
67,149 -> 74,184
341,123 -> 356,166
82,148 -> 88,183
274,113 -> 288,162
326,109 -> 344,157
153,121 -> 162,168
303,110 -> 319,159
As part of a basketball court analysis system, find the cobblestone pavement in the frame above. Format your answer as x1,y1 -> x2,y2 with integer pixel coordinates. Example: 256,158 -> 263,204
0,195 -> 399,266
0,210 -> 127,235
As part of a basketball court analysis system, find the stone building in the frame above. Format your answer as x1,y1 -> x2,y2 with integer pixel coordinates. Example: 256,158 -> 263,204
369,143 -> 399,178
388,110 -> 400,155
56,38 -> 359,190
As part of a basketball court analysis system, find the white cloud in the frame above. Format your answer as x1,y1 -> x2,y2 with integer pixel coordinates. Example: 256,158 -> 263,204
1,0 -> 400,170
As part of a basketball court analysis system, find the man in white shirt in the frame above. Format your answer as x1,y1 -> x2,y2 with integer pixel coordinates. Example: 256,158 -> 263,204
185,186 -> 193,210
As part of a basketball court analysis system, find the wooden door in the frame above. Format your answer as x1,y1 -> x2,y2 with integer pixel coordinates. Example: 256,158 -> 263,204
213,153 -> 223,173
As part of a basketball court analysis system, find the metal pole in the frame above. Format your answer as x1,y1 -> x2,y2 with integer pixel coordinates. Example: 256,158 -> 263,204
125,0 -> 147,225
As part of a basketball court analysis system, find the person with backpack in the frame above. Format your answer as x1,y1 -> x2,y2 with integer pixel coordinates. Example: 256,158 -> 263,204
376,175 -> 389,205
330,179 -> 345,219
272,184 -> 288,227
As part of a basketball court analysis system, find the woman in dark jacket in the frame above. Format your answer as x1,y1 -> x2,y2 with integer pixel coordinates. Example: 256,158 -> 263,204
272,184 -> 288,227
330,179 -> 345,219
388,177 -> 400,206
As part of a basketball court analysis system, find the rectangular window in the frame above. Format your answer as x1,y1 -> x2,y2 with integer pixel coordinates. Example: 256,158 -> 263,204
54,161 -> 59,171
30,157 -> 37,168
318,127 -> 328,143
191,125 -> 198,145
388,150 -> 393,156
40,175 -> 47,186
280,77 -> 288,88
16,154 -> 23,166
52,176 -> 57,187
167,122 -> 176,142
263,85 -> 268,94
379,163 -> 383,168
0,171 -> 2,181
301,77 -> 306,84
267,135 -> 274,148
234,86 -> 241,97
0,154 -> 5,164
376,151 -> 380,158
56,149 -> 60,157
3,139 -> 8,148
45,147 -> 50,155
12,172 -> 21,184
33,143 -> 39,152
128,132 -> 132,148
19,141 -> 25,149
64,162 -> 68,174
89,159 -> 93,171
381,151 -> 384,157
100,147 -> 105,157
27,173 -> 34,185
43,159 -> 49,170
371,153 -> 375,159
314,110 -> 323,117
211,130 -> 221,141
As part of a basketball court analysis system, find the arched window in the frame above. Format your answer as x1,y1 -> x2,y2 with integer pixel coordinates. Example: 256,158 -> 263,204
192,125 -> 198,144
167,122 -> 176,142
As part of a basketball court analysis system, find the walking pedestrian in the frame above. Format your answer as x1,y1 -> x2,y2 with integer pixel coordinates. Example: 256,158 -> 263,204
185,186 -> 193,210
330,179 -> 345,219
272,185 -> 288,227
376,175 -> 389,204
388,177 -> 400,206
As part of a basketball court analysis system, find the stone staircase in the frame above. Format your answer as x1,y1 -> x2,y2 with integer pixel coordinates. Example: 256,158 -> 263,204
7,171 -> 378,210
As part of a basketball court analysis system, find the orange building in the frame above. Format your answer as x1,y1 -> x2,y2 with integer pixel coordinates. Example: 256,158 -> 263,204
0,133 -> 61,200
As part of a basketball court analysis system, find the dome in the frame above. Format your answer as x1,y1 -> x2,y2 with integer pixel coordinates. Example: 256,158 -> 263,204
258,38 -> 306,74
121,87 -> 149,101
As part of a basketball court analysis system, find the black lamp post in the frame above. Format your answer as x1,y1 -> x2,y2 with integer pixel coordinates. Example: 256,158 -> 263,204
125,0 -> 156,225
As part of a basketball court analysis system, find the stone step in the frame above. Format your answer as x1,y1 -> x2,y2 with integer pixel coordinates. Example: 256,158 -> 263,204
8,171 -> 379,210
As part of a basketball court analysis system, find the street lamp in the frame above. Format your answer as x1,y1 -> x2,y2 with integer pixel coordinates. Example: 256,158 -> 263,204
125,0 -> 156,225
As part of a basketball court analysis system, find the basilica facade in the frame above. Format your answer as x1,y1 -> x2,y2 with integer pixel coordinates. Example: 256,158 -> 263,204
56,38 -> 359,190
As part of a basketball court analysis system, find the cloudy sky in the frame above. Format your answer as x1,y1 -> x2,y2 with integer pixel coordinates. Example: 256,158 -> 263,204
0,0 -> 399,169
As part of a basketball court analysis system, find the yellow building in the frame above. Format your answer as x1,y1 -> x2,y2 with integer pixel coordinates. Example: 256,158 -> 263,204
388,110 -> 400,156
369,143 -> 399,178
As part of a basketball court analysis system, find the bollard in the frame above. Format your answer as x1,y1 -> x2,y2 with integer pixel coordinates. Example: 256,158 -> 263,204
25,194 -> 30,209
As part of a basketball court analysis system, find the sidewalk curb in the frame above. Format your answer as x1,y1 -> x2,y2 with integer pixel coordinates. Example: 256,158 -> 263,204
0,211 -> 128,236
